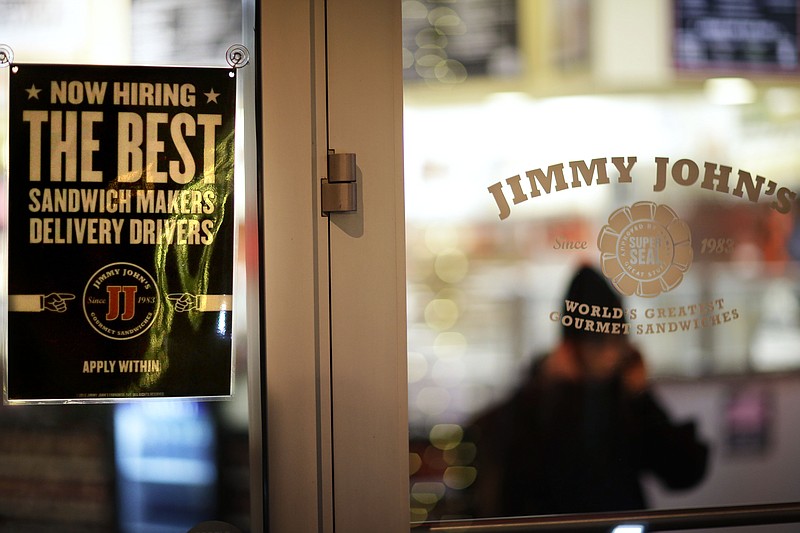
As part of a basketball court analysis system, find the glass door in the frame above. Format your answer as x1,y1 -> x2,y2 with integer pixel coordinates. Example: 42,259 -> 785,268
404,1 -> 800,530
0,2 -> 262,531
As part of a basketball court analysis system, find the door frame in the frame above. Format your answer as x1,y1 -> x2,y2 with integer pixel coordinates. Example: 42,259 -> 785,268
258,1 -> 408,531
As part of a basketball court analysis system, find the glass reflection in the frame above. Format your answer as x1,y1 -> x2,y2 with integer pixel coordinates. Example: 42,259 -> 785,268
465,266 -> 708,517
405,0 -> 800,524
115,401 -> 217,533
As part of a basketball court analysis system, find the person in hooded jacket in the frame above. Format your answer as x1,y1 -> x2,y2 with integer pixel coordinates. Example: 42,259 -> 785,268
465,266 -> 709,517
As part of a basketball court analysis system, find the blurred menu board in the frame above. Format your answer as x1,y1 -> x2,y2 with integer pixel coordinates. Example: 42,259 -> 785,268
674,0 -> 799,72
402,0 -> 520,83
131,0 -> 243,65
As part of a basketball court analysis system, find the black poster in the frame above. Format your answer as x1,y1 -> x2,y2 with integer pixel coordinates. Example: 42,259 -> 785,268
5,64 -> 237,402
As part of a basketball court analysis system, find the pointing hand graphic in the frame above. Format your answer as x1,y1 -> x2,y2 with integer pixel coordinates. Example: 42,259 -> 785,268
168,293 -> 199,312
43,293 -> 75,313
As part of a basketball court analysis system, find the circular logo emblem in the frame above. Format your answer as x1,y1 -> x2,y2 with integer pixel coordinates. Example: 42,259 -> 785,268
83,262 -> 160,340
597,201 -> 692,297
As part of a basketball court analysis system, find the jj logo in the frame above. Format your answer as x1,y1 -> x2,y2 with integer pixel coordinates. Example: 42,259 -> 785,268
84,263 -> 159,340
105,285 -> 138,321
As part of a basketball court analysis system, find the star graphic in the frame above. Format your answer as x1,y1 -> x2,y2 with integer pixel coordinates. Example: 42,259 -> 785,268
26,84 -> 42,100
204,88 -> 220,104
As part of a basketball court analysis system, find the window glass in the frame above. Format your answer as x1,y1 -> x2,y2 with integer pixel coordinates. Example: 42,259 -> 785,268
405,0 -> 800,524
0,1 -> 256,531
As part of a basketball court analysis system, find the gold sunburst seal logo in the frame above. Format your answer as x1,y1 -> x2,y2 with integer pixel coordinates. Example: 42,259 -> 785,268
597,201 -> 692,297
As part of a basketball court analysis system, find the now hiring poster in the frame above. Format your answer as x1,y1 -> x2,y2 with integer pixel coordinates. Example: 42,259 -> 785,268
5,63 -> 237,403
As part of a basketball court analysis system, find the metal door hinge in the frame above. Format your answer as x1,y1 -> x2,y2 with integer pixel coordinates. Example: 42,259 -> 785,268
322,150 -> 357,215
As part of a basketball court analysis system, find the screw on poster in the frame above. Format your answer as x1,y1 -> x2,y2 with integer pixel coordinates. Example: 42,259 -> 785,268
4,64 -> 237,403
